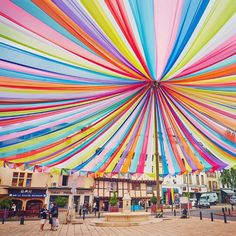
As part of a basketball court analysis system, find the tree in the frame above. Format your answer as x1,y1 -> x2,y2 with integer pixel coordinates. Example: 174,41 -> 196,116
150,195 -> 157,205
54,196 -> 68,208
221,168 -> 236,189
0,198 -> 11,209
109,192 -> 118,206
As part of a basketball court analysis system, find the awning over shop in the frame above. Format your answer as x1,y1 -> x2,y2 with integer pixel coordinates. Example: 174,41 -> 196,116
221,189 -> 235,195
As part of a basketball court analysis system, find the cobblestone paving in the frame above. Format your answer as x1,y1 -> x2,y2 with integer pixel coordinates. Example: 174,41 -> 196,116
0,217 -> 235,236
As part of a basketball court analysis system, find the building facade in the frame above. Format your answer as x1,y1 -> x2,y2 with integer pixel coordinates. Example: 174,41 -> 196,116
94,176 -> 160,211
0,167 -> 94,211
47,174 -> 94,210
0,167 -> 49,211
162,172 -> 222,204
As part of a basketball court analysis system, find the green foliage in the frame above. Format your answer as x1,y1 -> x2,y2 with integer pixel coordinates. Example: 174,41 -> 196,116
183,192 -> 190,198
54,196 -> 68,208
221,168 -> 236,188
109,192 -> 118,206
0,198 -> 11,209
151,195 -> 157,204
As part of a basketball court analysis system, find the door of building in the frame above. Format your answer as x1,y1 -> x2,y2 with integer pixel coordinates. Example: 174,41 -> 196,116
74,196 -> 80,212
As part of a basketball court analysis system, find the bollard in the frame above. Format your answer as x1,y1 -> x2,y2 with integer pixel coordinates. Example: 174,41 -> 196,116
200,211 -> 202,220
210,212 -> 213,222
82,211 -> 85,220
2,209 -> 7,224
20,215 -> 24,225
98,212 -> 100,218
223,213 -> 227,223
222,208 -> 225,214
174,209 -> 176,216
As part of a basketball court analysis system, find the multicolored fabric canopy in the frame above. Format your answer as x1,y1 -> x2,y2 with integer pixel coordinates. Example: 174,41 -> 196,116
0,0 -> 235,176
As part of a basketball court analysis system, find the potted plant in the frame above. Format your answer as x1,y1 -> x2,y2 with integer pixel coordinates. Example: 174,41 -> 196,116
0,198 -> 11,210
109,192 -> 119,212
54,196 -> 68,208
54,196 -> 68,224
0,198 -> 11,221
150,195 -> 157,213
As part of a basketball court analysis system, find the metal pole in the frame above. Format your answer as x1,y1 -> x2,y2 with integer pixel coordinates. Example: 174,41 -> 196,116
223,213 -> 227,223
211,212 -> 213,221
153,83 -> 161,213
187,174 -> 190,216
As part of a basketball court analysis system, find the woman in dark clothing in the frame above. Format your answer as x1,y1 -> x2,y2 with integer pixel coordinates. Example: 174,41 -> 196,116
40,204 -> 48,231
50,202 -> 59,231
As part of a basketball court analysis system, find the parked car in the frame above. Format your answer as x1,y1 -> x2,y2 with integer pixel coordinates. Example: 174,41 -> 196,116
200,192 -> 218,205
230,196 -> 236,205
198,199 -> 210,208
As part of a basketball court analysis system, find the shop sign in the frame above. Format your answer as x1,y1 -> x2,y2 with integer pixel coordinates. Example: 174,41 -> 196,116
9,189 -> 47,198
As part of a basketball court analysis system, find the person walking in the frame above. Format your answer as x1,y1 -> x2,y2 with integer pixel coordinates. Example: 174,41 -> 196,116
40,204 -> 48,231
50,202 -> 59,231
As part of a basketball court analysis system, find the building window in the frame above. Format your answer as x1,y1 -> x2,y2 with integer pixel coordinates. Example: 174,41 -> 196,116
209,181 -> 212,191
196,175 -> 200,185
212,181 -> 218,190
183,175 -> 187,184
132,182 -> 140,191
188,174 -> 192,184
12,172 -> 19,186
26,173 -> 32,187
84,196 -> 90,203
12,172 -> 27,187
62,175 -> 69,186
18,173 -> 25,186
109,182 -> 117,192
146,184 -> 154,194
201,175 -> 204,185
207,173 -> 216,178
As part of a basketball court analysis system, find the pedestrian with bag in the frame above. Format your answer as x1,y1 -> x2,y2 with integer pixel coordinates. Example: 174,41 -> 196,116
50,202 -> 59,231
39,204 -> 48,231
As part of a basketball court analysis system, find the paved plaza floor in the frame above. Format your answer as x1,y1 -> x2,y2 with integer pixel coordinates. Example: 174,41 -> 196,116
0,217 -> 236,236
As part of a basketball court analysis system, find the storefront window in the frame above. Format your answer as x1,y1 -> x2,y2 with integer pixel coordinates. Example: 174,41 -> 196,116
84,195 -> 90,203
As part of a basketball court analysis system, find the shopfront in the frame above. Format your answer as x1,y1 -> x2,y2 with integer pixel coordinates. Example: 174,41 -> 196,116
8,187 -> 47,210
47,187 -> 93,210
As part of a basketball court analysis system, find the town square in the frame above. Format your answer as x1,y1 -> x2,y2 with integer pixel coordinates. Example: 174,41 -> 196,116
0,0 -> 235,235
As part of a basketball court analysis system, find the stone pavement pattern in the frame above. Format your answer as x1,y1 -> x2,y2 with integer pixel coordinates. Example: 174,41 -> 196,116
0,218 -> 236,236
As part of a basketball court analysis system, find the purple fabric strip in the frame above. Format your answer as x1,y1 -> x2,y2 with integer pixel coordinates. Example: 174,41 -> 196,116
113,91 -> 150,172
52,0 -> 144,75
